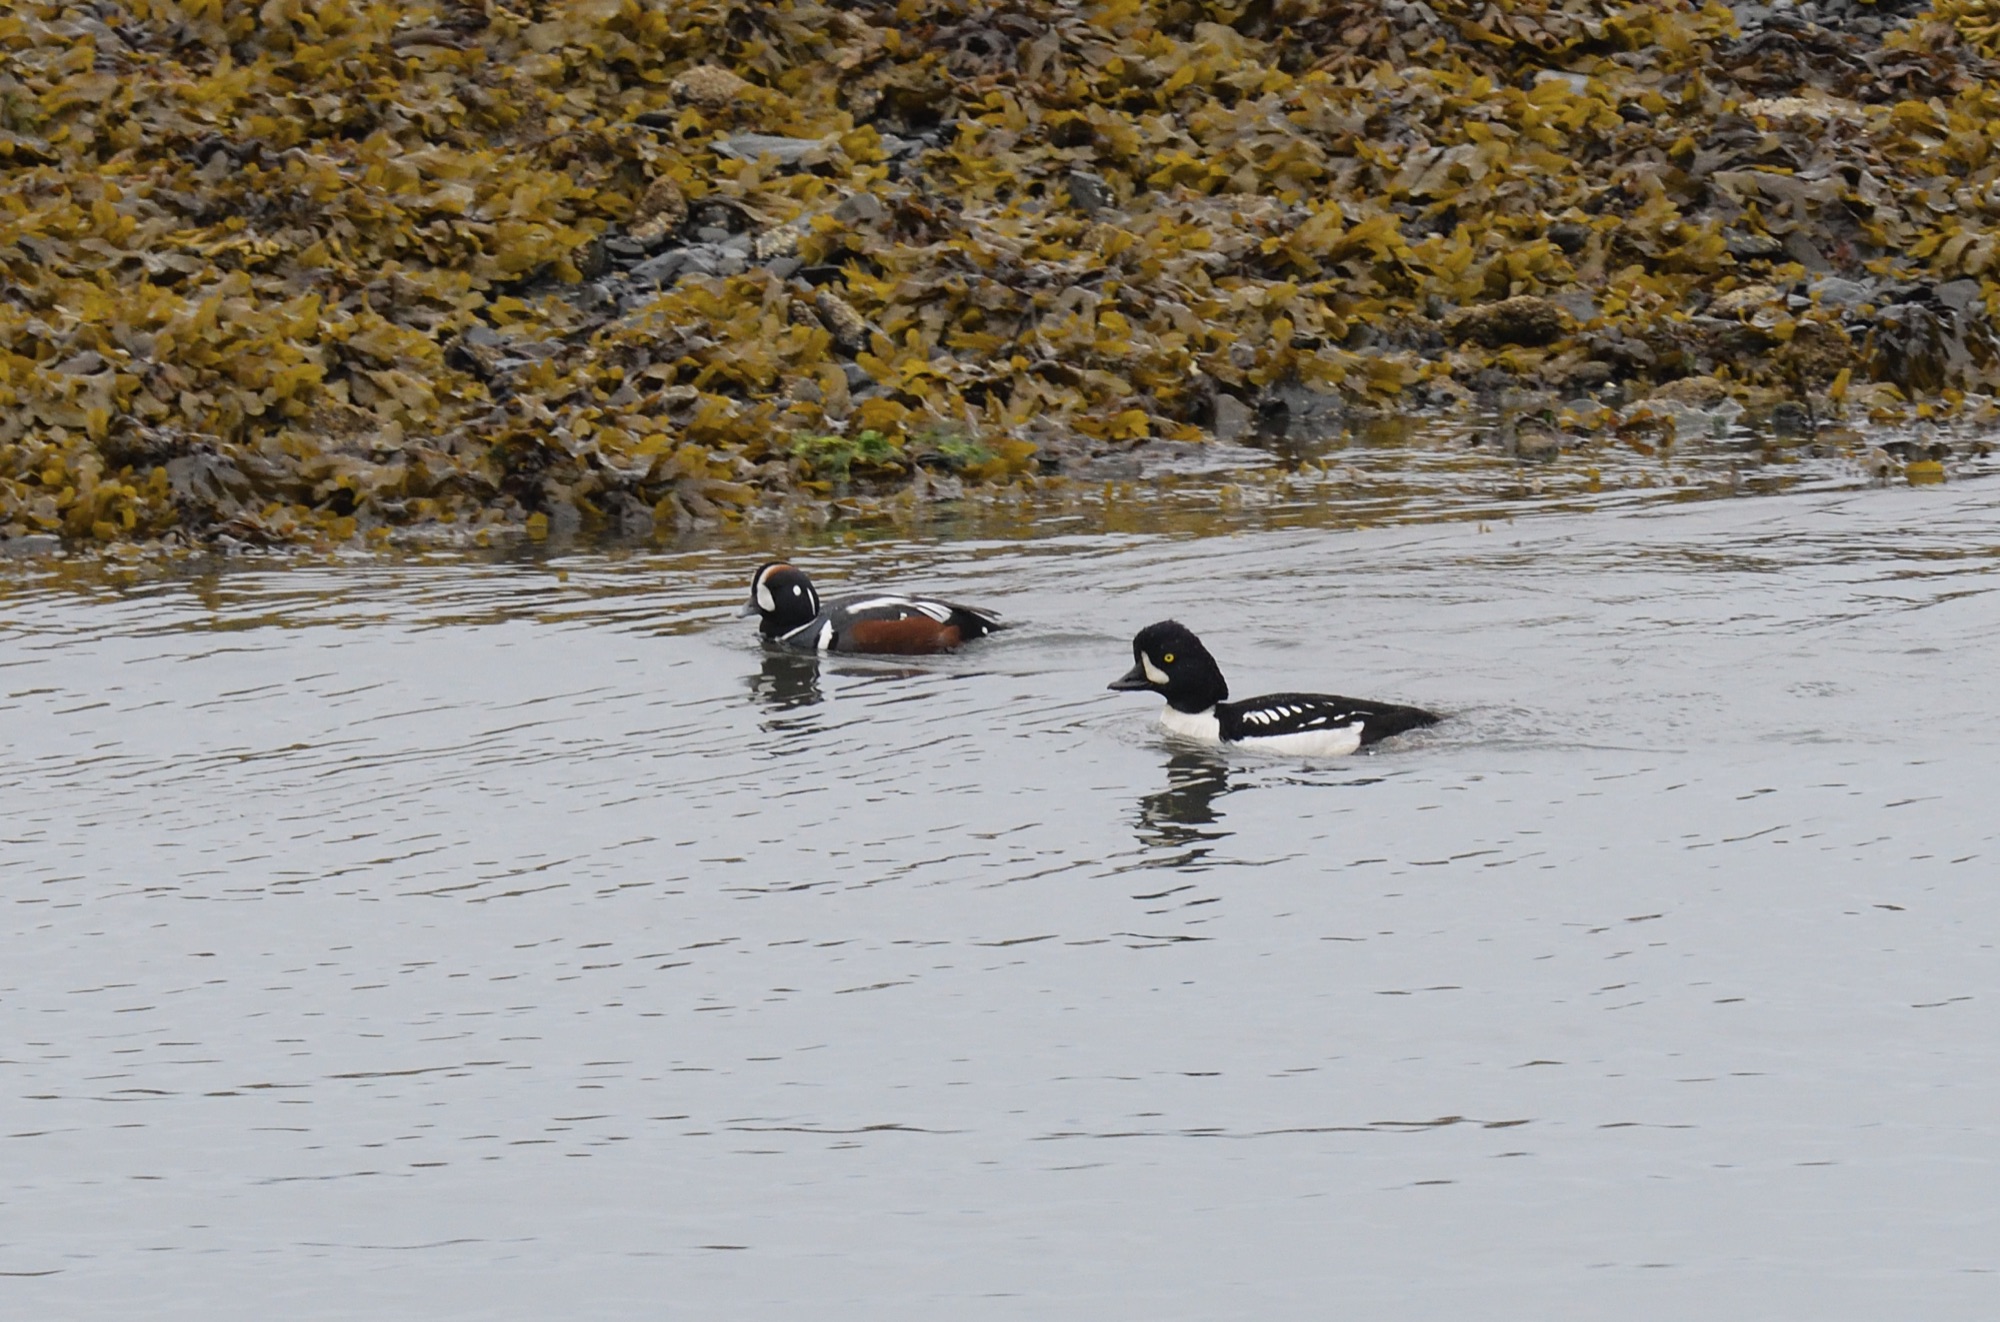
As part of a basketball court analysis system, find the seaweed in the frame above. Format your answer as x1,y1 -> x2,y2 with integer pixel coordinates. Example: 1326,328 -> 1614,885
3,0 -> 1998,547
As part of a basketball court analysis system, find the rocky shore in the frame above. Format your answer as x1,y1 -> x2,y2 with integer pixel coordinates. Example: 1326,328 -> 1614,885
5,0 -> 2000,547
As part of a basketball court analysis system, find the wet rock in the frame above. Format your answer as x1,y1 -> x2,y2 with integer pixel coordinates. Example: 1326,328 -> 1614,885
1506,417 -> 1562,460
1770,400 -> 1816,436
1647,375 -> 1732,407
878,133 -> 929,161
909,467 -> 964,502
1443,295 -> 1571,348
1254,382 -> 1344,442
1724,229 -> 1786,259
598,490 -> 656,538
542,497 -> 583,539
1212,393 -> 1253,442
1564,360 -> 1616,391
1066,170 -> 1115,216
0,534 -> 61,556
1869,303 -> 1961,393
1546,221 -> 1591,254
166,448 -> 254,507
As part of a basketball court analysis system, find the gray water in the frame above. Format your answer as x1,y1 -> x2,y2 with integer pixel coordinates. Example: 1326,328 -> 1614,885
3,477 -> 1998,1319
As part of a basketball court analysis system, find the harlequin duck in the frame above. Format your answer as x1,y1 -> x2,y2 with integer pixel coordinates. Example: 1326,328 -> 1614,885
1109,620 -> 1438,755
740,561 -> 1006,654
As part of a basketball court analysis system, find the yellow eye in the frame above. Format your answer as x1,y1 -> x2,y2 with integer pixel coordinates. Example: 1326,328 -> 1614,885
1162,653 -> 1174,664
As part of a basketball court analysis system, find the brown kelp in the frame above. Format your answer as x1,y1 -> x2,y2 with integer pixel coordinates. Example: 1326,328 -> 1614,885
3,1 -> 1997,546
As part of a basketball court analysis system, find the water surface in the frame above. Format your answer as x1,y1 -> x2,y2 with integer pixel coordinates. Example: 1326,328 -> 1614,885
3,477 -> 1998,1318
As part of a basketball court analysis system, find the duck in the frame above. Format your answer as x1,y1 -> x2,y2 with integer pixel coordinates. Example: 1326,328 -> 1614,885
739,561 -> 1006,654
1109,620 -> 1438,756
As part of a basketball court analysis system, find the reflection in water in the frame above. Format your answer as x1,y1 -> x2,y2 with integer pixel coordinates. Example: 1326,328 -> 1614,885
749,650 -> 823,711
1135,752 -> 1235,866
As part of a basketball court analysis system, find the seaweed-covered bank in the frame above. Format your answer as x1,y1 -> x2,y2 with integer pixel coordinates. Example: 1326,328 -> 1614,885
7,0 -> 2000,549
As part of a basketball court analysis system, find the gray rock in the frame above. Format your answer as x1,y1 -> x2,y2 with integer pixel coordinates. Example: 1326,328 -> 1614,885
1809,276 -> 1876,308
834,193 -> 886,226
1934,279 -> 1983,313
764,256 -> 803,280
631,251 -> 687,285
1549,289 -> 1600,322
543,498 -> 582,539
841,362 -> 876,394
694,225 -> 732,244
673,246 -> 728,278
166,450 -> 252,505
54,350 -> 107,376
712,133 -> 831,166
0,534 -> 61,556
1212,393 -> 1252,442
1784,232 -> 1833,272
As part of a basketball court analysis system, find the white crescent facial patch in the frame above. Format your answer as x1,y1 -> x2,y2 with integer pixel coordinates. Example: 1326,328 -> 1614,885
1141,655 -> 1170,685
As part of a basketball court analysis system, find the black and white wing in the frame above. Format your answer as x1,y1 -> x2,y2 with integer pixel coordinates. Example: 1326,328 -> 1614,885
1219,692 -> 1438,748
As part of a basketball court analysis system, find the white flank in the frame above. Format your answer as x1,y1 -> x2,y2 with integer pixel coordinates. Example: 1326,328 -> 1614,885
1238,723 -> 1365,757
1159,705 -> 1222,743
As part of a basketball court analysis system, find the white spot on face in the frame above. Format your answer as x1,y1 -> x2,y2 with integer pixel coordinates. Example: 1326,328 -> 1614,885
755,577 -> 776,612
1141,655 -> 1170,685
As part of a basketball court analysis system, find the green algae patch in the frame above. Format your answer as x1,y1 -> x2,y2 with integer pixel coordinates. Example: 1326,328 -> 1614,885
5,0 -> 2000,549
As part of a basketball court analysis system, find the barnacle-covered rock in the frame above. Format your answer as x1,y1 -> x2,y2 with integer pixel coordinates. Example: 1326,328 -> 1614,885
671,65 -> 754,111
1444,298 -> 1573,350
628,178 -> 689,251
814,291 -> 873,356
